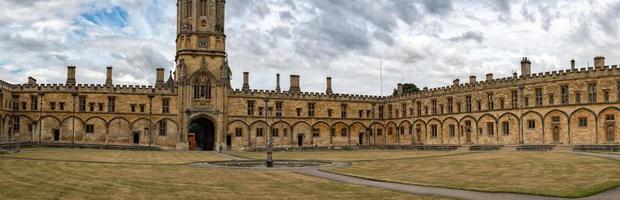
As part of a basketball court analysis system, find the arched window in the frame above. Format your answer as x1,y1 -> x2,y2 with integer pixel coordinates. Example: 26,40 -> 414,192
193,75 -> 212,100
199,0 -> 208,16
206,79 -> 212,99
194,82 -> 201,99
185,0 -> 192,18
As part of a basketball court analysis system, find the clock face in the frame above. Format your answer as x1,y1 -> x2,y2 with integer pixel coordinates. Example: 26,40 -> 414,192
199,37 -> 207,48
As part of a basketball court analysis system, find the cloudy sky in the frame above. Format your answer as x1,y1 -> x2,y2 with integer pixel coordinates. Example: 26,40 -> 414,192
1,0 -> 620,96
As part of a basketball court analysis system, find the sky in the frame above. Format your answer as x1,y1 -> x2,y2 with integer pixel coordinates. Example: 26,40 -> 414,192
1,0 -> 620,96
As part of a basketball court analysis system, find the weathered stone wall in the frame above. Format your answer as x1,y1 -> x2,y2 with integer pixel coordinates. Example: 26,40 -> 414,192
224,64 -> 620,150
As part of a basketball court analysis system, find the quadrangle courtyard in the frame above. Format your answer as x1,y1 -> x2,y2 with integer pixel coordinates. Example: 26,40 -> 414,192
0,148 -> 619,199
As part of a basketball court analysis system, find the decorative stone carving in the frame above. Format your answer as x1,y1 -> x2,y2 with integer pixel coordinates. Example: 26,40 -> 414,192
182,17 -> 192,32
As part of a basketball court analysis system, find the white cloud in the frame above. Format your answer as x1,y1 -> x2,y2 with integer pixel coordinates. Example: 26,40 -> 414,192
1,0 -> 620,96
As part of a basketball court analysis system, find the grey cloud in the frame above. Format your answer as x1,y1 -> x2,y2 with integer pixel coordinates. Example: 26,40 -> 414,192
279,11 -> 294,21
373,30 -> 394,46
490,0 -> 511,12
449,31 -> 484,44
487,0 -> 511,21
53,54 -> 69,62
520,1 -> 559,31
421,0 -> 453,16
595,1 -> 620,36
393,0 -> 420,25
112,43 -> 173,76
270,26 -> 291,39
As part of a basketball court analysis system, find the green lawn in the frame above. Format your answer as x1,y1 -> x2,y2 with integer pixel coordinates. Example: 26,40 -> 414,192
228,150 -> 457,161
0,148 -> 449,200
594,151 -> 620,155
328,152 -> 620,198
1,148 -> 228,164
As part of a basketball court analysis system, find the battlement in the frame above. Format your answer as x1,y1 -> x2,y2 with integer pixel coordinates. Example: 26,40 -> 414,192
229,88 -> 386,102
390,63 -> 620,101
0,79 -> 13,89
11,83 -> 176,95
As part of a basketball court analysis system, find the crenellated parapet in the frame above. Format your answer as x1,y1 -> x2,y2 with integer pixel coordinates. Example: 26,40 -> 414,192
0,79 -> 13,89
389,62 -> 620,101
10,83 -> 177,95
228,88 -> 387,102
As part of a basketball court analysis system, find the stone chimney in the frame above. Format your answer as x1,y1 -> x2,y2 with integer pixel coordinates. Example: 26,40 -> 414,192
486,73 -> 493,81
289,75 -> 300,93
28,77 -> 37,86
66,66 -> 76,85
156,68 -> 165,86
571,59 -> 576,70
397,83 -> 403,95
469,76 -> 476,84
242,72 -> 250,91
326,77 -> 333,95
453,79 -> 460,86
521,57 -> 531,76
105,66 -> 113,86
594,56 -> 605,68
275,74 -> 281,93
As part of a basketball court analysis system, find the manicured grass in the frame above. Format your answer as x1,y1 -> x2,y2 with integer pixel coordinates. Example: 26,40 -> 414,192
329,152 -> 620,198
1,148 -> 228,164
595,151 -> 620,155
228,150 -> 456,161
0,149 -> 450,200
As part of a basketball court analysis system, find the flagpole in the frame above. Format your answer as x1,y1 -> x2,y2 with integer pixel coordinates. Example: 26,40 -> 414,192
380,59 -> 383,96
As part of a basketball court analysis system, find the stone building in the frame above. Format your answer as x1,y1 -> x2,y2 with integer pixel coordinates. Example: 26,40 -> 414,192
0,0 -> 618,150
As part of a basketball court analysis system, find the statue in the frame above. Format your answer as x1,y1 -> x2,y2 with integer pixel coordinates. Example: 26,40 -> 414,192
265,137 -> 273,167
182,17 -> 192,32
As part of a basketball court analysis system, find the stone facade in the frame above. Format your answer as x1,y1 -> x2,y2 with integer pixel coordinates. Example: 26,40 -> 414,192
0,0 -> 618,150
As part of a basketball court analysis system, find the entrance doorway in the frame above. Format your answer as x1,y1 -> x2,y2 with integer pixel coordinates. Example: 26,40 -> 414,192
416,128 -> 422,144
133,132 -> 140,144
53,129 -> 60,142
553,126 -> 560,143
607,125 -> 615,142
226,134 -> 232,149
358,133 -> 364,145
189,117 -> 216,151
297,134 -> 304,146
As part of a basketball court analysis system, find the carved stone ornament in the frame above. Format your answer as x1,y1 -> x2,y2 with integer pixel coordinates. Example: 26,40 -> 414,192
182,17 -> 192,32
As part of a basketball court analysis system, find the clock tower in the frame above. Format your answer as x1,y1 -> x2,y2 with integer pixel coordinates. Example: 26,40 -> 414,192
175,0 -> 230,150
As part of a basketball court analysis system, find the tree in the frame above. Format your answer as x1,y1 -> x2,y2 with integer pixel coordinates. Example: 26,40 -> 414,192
393,83 -> 420,95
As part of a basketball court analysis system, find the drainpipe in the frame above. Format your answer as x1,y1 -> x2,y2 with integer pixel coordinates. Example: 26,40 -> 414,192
519,85 -> 525,144
38,93 -> 44,143
148,94 -> 154,146
264,99 -> 269,147
71,91 -> 77,146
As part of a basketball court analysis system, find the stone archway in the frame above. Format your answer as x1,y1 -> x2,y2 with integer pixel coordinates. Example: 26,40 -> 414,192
358,132 -> 364,145
606,125 -> 615,143
552,126 -> 560,143
189,117 -> 216,151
